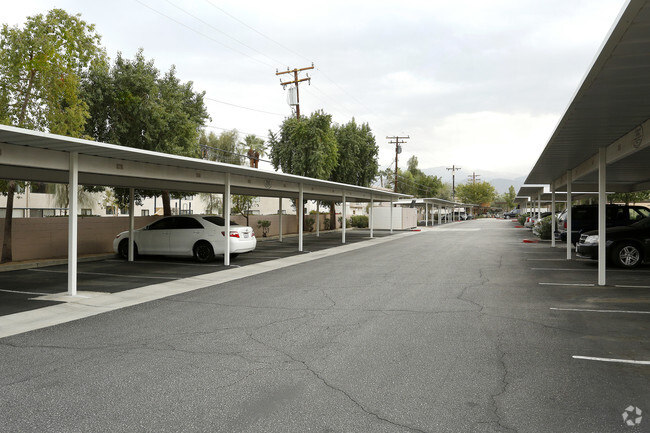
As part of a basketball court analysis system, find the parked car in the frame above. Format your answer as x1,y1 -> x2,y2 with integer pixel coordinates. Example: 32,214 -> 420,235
576,216 -> 650,268
503,209 -> 521,219
113,215 -> 256,262
524,211 -> 552,228
555,204 -> 650,244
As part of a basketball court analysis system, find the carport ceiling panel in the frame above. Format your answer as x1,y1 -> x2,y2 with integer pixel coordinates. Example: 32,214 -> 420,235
526,1 -> 650,186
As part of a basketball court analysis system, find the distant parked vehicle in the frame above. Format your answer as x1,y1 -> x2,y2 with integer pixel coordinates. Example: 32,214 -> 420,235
503,209 -> 521,219
555,205 -> 650,244
524,211 -> 552,228
113,215 -> 256,262
576,216 -> 650,268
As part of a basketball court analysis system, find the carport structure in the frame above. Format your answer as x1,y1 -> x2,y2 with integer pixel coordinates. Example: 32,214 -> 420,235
523,0 -> 650,285
0,124 -> 405,295
393,198 -> 476,225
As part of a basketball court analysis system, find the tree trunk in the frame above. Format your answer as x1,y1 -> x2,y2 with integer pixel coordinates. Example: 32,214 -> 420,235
329,201 -> 336,230
162,191 -> 172,216
1,181 -> 16,263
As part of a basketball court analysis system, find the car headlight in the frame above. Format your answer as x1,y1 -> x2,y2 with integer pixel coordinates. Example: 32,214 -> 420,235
584,235 -> 599,244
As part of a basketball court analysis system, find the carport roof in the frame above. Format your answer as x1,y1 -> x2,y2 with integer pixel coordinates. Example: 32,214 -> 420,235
524,0 -> 650,192
393,198 -> 478,208
0,124 -> 405,203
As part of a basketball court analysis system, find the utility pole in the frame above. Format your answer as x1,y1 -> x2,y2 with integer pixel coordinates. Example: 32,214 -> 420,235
276,64 -> 314,120
386,135 -> 409,193
446,164 -> 461,201
468,172 -> 480,184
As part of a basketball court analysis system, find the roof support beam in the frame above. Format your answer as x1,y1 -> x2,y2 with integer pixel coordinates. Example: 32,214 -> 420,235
67,152 -> 78,296
598,148 -> 607,286
552,118 -> 650,191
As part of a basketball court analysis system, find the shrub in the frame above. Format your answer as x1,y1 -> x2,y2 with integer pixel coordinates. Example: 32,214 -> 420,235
535,215 -> 553,240
337,216 -> 351,228
517,213 -> 528,226
350,215 -> 369,228
257,220 -> 271,237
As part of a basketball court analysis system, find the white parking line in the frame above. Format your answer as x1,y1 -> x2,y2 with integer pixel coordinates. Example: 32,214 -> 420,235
532,267 -> 650,273
527,258 -> 568,261
572,356 -> 650,365
614,284 -> 650,289
28,269 -> 178,280
551,307 -> 650,314
0,289 -> 50,296
539,282 -> 595,287
105,259 -> 224,267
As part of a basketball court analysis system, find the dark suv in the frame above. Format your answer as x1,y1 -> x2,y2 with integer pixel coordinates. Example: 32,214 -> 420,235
555,204 -> 650,244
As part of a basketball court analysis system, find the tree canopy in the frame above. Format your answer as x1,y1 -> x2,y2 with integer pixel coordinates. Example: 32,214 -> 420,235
269,110 -> 338,180
330,119 -> 379,187
383,156 -> 443,198
81,49 -> 209,215
455,181 -> 497,205
0,9 -> 105,263
501,185 -> 517,210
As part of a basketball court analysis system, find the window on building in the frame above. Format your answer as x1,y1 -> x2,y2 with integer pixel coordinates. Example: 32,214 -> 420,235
81,209 -> 92,216
141,209 -> 150,216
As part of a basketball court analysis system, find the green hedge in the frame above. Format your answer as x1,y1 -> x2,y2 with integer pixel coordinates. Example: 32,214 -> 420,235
350,215 -> 368,228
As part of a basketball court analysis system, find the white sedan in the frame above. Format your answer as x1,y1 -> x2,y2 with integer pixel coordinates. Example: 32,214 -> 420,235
113,215 -> 256,262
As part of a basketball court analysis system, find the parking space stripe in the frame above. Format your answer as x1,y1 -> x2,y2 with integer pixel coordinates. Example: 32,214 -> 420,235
551,307 -> 650,314
572,356 -> 650,365
0,289 -> 50,296
105,259 -> 225,267
614,284 -> 650,289
539,282 -> 595,287
527,258 -> 568,261
28,269 -> 178,280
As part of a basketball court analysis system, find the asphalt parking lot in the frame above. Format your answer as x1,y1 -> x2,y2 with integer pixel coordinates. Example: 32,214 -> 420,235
0,219 -> 648,432
0,229 -> 397,317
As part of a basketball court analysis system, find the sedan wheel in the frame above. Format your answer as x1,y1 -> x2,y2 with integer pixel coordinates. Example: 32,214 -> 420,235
118,239 -> 137,260
194,241 -> 214,263
612,243 -> 641,269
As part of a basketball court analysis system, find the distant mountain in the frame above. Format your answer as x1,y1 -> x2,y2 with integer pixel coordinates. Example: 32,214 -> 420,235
421,166 -> 526,194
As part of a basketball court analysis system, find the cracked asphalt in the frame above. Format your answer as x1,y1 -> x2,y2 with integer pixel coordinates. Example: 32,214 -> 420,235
0,219 -> 648,432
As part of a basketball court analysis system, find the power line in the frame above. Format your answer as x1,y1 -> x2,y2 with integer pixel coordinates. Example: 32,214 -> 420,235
163,0 -> 288,67
204,97 -> 284,116
134,0 -> 275,69
203,0 -> 312,64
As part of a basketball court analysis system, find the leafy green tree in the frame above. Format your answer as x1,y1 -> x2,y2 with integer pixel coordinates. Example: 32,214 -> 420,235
608,190 -> 650,205
82,49 -> 209,215
502,185 -> 517,210
199,129 -> 243,165
0,9 -> 104,263
269,110 -> 338,230
384,156 -> 443,198
456,181 -> 497,205
269,110 -> 338,179
231,195 -> 257,226
331,119 -> 378,187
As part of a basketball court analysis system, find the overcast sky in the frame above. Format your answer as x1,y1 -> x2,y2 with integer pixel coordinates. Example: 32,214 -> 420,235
4,0 -> 629,180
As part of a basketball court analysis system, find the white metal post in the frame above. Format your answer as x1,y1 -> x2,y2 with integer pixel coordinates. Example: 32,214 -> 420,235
278,197 -> 283,242
425,203 -> 428,227
342,191 -> 347,244
370,196 -> 374,238
298,184 -> 304,252
566,171 -> 572,260
316,201 -> 320,237
438,205 -> 442,225
67,152 -> 78,296
598,148 -> 607,286
224,173 -> 231,266
537,194 -> 541,219
551,186 -> 556,248
128,188 -> 135,262
390,198 -> 394,233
